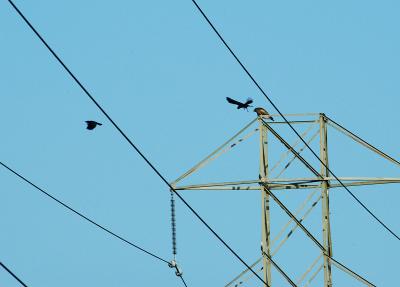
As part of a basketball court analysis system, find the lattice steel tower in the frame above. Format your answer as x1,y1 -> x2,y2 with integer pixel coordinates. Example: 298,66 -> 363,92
172,113 -> 399,287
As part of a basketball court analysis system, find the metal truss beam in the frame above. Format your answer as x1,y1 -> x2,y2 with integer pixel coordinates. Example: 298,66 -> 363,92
170,113 -> 395,287
175,177 -> 400,191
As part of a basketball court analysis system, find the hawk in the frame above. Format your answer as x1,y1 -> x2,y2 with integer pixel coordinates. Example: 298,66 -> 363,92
254,107 -> 274,121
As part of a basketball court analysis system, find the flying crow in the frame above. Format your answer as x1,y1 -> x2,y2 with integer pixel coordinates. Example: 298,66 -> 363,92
226,97 -> 253,111
85,120 -> 102,130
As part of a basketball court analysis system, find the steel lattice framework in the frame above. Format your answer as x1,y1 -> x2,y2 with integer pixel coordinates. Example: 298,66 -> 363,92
172,113 -> 399,287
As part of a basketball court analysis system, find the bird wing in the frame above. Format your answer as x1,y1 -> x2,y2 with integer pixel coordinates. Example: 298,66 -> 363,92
245,98 -> 253,105
86,121 -> 95,129
226,97 -> 243,106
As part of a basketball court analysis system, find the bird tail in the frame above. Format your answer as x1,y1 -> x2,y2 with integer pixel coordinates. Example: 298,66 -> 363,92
270,116 -> 274,121
98,123 -> 103,126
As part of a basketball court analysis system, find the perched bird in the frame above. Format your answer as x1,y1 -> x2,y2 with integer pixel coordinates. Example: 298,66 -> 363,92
226,97 -> 253,111
254,107 -> 274,121
85,120 -> 102,130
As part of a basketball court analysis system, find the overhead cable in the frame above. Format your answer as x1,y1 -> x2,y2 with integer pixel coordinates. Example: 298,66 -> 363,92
6,1 -> 269,285
0,262 -> 28,287
0,161 -> 168,264
190,0 -> 400,241
180,276 -> 189,287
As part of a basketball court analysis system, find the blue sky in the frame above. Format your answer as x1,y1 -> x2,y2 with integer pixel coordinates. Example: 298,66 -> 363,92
1,0 -> 399,286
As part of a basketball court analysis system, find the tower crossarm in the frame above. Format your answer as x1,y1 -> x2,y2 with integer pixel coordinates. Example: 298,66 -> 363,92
173,177 -> 400,191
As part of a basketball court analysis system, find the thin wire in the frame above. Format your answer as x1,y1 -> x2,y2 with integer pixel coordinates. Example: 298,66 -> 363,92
0,262 -> 28,287
190,0 -> 400,241
263,118 -> 400,241
0,161 -> 169,264
262,184 -> 375,285
6,1 -> 270,285
180,276 -> 189,287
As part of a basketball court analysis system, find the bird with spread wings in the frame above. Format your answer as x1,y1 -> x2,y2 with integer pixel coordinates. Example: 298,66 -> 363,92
226,97 -> 253,111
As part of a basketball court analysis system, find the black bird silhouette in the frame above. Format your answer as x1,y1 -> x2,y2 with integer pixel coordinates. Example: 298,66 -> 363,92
85,120 -> 102,130
226,97 -> 253,111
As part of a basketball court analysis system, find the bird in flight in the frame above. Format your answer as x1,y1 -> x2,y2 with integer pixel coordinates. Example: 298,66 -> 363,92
254,107 -> 274,121
226,97 -> 253,111
85,120 -> 102,130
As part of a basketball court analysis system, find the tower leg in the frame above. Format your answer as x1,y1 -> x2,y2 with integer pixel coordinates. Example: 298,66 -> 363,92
259,119 -> 272,286
320,114 -> 333,287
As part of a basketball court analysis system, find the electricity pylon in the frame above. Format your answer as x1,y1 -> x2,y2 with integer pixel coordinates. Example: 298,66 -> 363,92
171,113 -> 400,287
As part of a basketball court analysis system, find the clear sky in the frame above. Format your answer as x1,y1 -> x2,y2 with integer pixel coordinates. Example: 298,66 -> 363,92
1,0 -> 399,286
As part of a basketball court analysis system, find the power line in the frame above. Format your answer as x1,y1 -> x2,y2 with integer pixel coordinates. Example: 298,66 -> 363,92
0,262 -> 28,287
6,1 -> 270,285
1,161 -> 190,287
3,0 -> 392,285
190,0 -> 400,241
180,276 -> 189,287
0,161 -> 169,264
